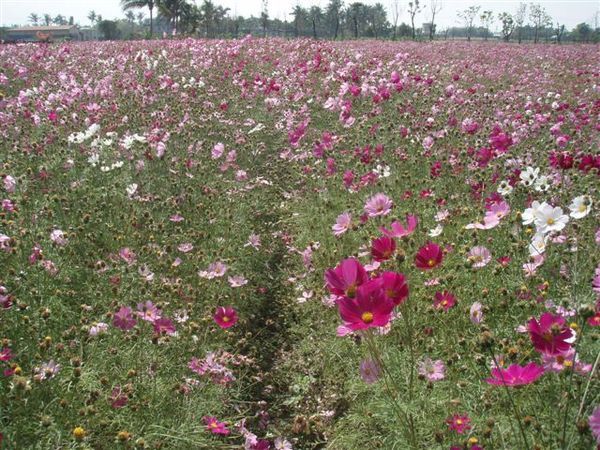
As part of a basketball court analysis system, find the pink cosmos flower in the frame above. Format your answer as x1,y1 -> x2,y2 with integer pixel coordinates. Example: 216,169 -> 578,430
528,312 -> 573,356
0,234 -> 11,252
379,271 -> 409,306
0,347 -> 13,361
50,229 -> 68,246
2,199 -> 15,212
153,317 -> 176,335
336,279 -> 394,333
467,299 -> 483,322
590,406 -> 600,444
3,175 -> 16,193
245,233 -> 261,249
446,414 -> 471,434
332,212 -> 352,237
485,362 -> 544,386
542,348 -> 592,375
468,246 -> 492,268
119,247 -> 137,265
228,275 -> 248,287
169,214 -> 184,222
214,306 -> 238,329
360,358 -> 381,384
324,258 -> 368,298
371,236 -> 396,262
379,215 -> 418,238
110,386 -> 129,409
364,193 -> 392,217
212,143 -> 225,159
137,301 -> 161,322
113,306 -> 136,330
434,291 -> 456,312
415,242 -> 444,270
203,416 -> 230,435
177,242 -> 193,253
418,357 -> 445,381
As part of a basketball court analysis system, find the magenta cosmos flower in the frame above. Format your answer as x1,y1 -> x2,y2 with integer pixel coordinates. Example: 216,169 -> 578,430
418,357 -> 445,381
590,406 -> 600,444
485,362 -> 544,386
113,306 -> 136,330
325,258 -> 368,298
379,271 -> 409,306
528,312 -> 573,356
336,279 -> 394,331
415,242 -> 443,270
379,214 -> 418,238
446,414 -> 471,434
214,306 -> 238,329
364,193 -> 392,217
203,416 -> 230,435
371,236 -> 396,262
433,291 -> 456,312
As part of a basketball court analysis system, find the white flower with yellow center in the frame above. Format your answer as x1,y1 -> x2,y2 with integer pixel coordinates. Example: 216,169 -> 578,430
568,195 -> 592,219
522,201 -> 543,225
534,203 -> 569,234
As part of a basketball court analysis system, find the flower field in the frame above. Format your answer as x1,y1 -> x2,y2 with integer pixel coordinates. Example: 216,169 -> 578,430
0,38 -> 599,449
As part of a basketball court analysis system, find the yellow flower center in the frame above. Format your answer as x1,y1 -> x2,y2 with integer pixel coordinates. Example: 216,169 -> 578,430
361,312 -> 374,323
456,419 -> 463,425
222,316 -> 230,323
547,218 -> 555,225
427,259 -> 436,267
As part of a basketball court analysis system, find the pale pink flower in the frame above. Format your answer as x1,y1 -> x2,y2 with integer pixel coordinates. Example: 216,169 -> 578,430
470,302 -> 483,324
228,275 -> 248,287
177,242 -> 194,253
3,175 -> 16,193
212,142 -> 225,159
364,193 -> 392,217
332,212 -> 352,236
418,357 -> 445,381
50,229 -> 68,246
468,246 -> 492,268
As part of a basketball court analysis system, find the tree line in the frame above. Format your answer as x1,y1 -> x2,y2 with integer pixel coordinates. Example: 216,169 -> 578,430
25,0 -> 600,43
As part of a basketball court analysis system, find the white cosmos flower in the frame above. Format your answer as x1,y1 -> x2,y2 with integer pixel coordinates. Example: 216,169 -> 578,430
126,183 -> 138,197
534,175 -> 551,192
522,201 -> 543,225
529,232 -> 549,256
534,203 -> 569,234
520,166 -> 540,187
497,180 -> 513,196
428,224 -> 443,237
568,195 -> 592,219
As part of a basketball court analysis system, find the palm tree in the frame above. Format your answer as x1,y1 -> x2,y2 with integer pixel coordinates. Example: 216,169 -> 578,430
121,0 -> 155,36
53,15 -> 67,26
28,13 -> 40,26
200,0 -> 216,37
43,14 -> 52,26
87,10 -> 97,26
125,10 -> 136,34
309,6 -> 323,39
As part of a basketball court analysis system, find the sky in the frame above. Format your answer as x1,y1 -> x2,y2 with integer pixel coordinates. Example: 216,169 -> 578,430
0,0 -> 598,29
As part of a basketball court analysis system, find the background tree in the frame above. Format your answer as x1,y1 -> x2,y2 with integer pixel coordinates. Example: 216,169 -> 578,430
121,0 -> 155,36
529,3 -> 550,43
98,20 -> 120,40
480,10 -> 493,40
499,12 -> 514,42
429,0 -> 441,40
158,0 -> 186,32
347,3 -> 365,39
390,0 -> 402,40
555,23 -> 565,43
309,6 -> 323,39
325,0 -> 343,40
514,2 -> 527,43
260,0 -> 269,37
43,14 -> 52,26
407,0 -> 421,40
53,15 -> 67,25
458,5 -> 480,41
571,22 -> 592,42
87,10 -> 97,26
28,13 -> 40,26
125,10 -> 136,34
291,5 -> 308,37
136,12 -> 145,26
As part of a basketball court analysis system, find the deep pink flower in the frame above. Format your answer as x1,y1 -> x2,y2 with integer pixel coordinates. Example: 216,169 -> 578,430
528,312 -> 573,356
0,347 -> 13,362
324,258 -> 368,298
113,306 -> 136,331
485,362 -> 544,386
214,306 -> 238,329
379,272 -> 409,306
153,317 -> 176,335
446,414 -> 471,434
336,279 -> 394,332
415,242 -> 443,270
203,416 -> 230,435
433,291 -> 456,312
371,236 -> 396,262
110,386 -> 129,409
379,215 -> 418,238
590,406 -> 600,444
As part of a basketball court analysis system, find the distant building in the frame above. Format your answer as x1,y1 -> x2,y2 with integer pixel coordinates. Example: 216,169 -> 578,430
422,23 -> 434,36
5,26 -> 82,43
